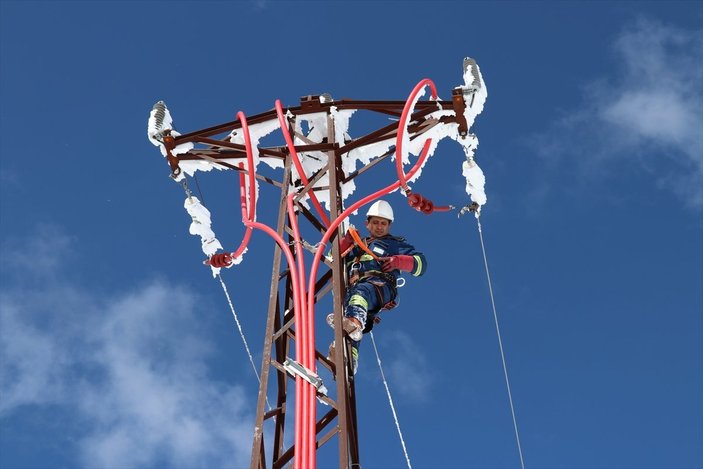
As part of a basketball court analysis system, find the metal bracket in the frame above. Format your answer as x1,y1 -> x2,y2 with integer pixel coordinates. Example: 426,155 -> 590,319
451,88 -> 469,137
300,94 -> 323,111
458,201 -> 481,218
283,358 -> 328,396
162,130 -> 182,177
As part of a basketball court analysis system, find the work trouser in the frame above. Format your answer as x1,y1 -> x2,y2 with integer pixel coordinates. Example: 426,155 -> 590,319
344,278 -> 397,343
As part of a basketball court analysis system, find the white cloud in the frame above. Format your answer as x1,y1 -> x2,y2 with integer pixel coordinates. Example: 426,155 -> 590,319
76,283 -> 253,468
377,330 -> 432,402
602,19 -> 703,151
0,228 -> 254,468
251,0 -> 268,10
534,18 -> 703,208
0,296 -> 72,411
1,223 -> 76,275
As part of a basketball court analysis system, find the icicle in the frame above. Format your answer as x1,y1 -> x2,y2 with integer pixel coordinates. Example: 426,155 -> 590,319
183,196 -> 223,276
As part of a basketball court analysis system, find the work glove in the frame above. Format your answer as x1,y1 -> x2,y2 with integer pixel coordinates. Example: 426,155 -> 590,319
208,252 -> 233,268
381,255 -> 414,273
339,229 -> 355,253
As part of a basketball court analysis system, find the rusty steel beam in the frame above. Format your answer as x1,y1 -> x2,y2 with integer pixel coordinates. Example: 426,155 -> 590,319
171,98 -> 456,144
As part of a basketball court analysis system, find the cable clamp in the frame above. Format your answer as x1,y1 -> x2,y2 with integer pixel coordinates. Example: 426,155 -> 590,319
458,202 -> 480,218
283,358 -> 328,396
178,177 -> 193,200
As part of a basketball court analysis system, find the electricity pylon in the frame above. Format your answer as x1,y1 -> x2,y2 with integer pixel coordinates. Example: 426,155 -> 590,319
155,76 -> 481,467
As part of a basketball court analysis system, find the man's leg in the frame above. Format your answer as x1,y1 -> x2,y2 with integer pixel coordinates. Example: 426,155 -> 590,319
343,282 -> 379,340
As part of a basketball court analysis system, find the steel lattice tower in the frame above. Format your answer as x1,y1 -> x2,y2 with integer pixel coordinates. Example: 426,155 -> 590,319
157,79 -> 481,467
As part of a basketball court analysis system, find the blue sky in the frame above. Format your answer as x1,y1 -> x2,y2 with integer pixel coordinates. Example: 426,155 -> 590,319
1,1 -> 702,468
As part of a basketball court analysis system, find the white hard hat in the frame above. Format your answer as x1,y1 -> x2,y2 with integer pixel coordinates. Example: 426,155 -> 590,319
366,200 -> 394,222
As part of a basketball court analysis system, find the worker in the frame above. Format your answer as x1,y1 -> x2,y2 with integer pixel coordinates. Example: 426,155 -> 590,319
328,199 -> 427,374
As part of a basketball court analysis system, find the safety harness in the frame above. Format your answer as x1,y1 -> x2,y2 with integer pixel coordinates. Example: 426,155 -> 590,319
345,228 -> 398,312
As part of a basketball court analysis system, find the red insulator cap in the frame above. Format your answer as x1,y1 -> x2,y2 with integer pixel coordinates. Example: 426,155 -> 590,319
421,199 -> 434,214
407,193 -> 422,208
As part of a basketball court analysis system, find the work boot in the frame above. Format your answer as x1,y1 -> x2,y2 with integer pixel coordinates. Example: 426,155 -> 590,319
326,313 -> 363,341
327,340 -> 359,375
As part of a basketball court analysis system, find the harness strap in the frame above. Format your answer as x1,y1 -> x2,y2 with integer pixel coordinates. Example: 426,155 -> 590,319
352,272 -> 398,311
346,230 -> 396,310
348,227 -> 381,260
351,270 -> 395,286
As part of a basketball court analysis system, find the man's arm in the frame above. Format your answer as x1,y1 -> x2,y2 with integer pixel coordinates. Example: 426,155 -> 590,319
381,239 -> 427,276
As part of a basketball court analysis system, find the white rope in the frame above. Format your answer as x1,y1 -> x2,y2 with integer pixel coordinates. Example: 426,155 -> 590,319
476,216 -> 526,469
369,332 -> 412,469
216,273 -> 271,410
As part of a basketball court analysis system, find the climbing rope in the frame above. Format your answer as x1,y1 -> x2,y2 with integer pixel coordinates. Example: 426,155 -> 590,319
369,331 -> 412,469
475,215 -> 526,469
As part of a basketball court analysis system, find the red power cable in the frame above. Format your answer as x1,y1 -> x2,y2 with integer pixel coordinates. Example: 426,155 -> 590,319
395,79 -> 453,214
276,100 -> 331,228
302,78 -> 444,468
211,79 -> 449,468
206,111 -> 312,467
275,98 -> 334,466
220,111 -> 257,261
286,194 -> 315,468
395,78 -> 438,191
244,218 -> 309,469
228,168 -> 253,259
239,111 -> 257,223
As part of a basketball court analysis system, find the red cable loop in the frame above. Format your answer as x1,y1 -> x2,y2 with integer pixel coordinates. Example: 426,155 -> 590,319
395,78 -> 438,191
394,79 -> 453,215
229,167 -> 253,259
205,110 -> 258,267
